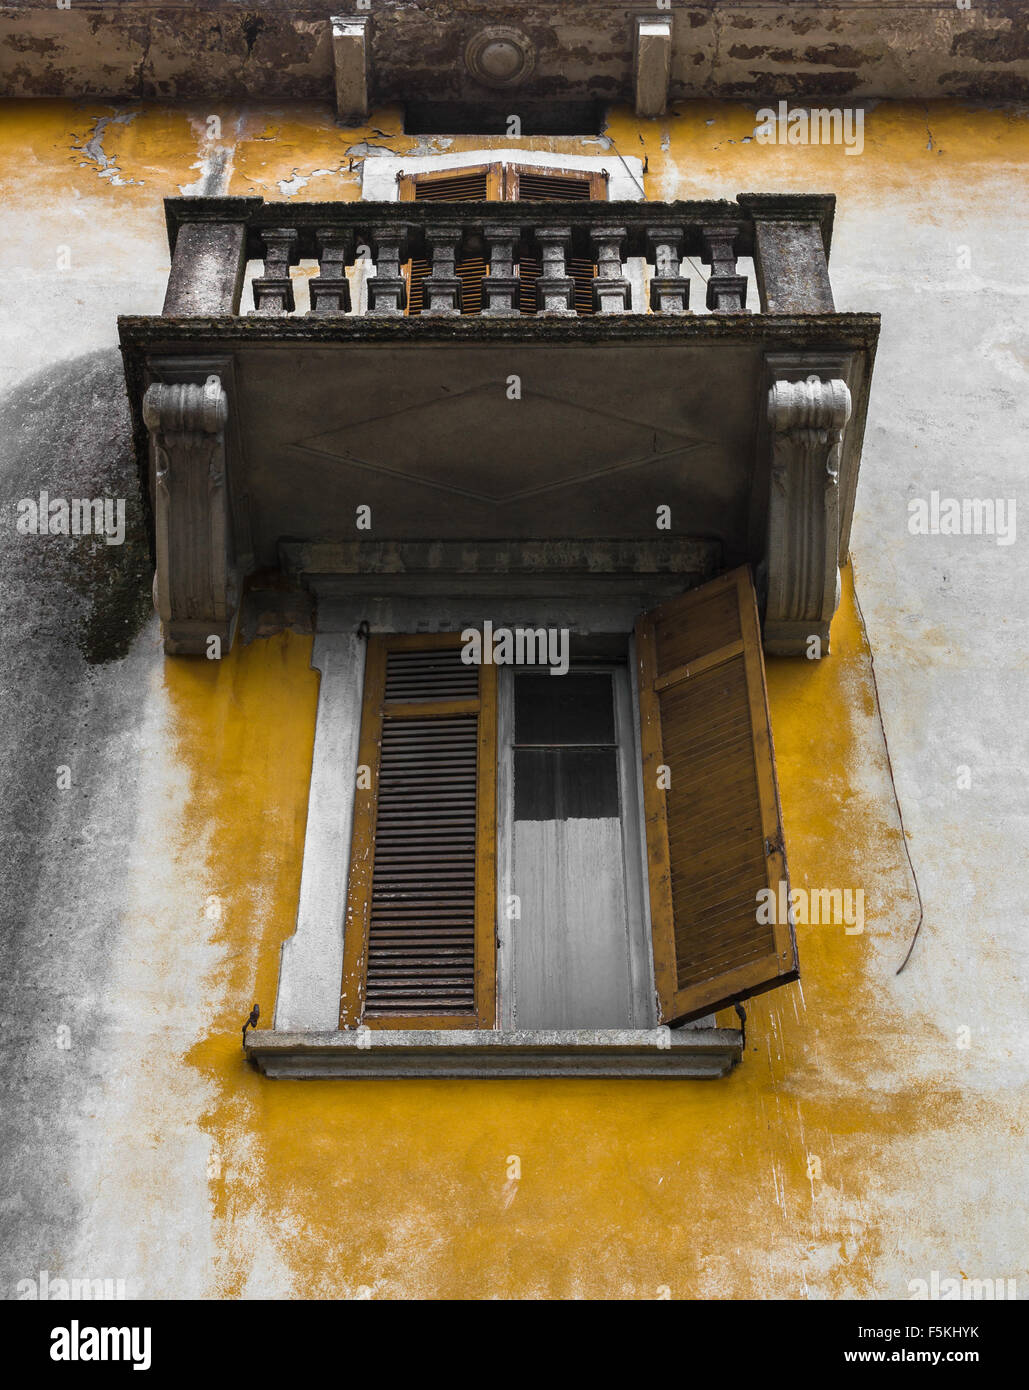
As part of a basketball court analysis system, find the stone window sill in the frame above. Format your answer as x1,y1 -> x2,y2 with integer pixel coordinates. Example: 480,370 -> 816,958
245,1028 -> 743,1079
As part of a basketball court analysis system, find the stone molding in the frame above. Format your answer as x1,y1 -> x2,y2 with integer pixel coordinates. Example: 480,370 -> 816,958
273,631 -> 367,1032
246,1028 -> 744,1079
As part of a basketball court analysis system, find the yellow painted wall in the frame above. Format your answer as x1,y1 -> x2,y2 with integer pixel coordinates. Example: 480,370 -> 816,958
2,98 -> 1026,1299
178,570 -> 926,1299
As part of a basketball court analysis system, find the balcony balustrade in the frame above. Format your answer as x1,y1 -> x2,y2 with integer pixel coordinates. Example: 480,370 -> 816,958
153,193 -> 838,320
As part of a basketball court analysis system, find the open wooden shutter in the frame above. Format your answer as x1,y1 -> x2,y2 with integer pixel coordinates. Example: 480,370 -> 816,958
635,567 -> 798,1025
399,165 -> 501,316
339,634 -> 498,1029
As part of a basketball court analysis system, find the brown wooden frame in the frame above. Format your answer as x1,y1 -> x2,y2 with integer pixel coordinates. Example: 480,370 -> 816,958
396,163 -> 606,203
339,633 -> 498,1030
503,165 -> 608,200
397,163 -> 504,202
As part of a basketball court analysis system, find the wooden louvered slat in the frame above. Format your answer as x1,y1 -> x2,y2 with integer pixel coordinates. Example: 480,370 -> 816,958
407,257 -> 429,315
515,173 -> 592,201
384,652 -> 480,702
510,169 -> 601,315
517,255 -> 596,317
410,170 -> 490,201
406,256 -> 486,317
635,567 -> 799,1025
340,634 -> 497,1029
508,169 -> 598,201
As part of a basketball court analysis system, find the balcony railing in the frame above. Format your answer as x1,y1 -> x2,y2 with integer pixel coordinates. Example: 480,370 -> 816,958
160,193 -> 838,321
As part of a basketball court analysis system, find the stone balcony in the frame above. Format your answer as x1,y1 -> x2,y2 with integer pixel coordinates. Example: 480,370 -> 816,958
118,194 -> 879,656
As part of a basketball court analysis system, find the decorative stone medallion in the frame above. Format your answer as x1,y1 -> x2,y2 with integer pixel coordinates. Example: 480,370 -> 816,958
464,25 -> 536,89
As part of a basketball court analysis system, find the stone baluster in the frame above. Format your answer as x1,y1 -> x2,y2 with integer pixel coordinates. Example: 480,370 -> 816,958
310,227 -> 353,315
366,224 -> 408,316
421,224 -> 463,317
533,226 -> 576,316
646,225 -> 689,314
589,225 -> 631,314
252,228 -> 298,314
481,225 -> 521,317
701,223 -> 748,312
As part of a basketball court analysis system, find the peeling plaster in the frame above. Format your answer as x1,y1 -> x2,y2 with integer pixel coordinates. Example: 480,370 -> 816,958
276,167 -> 339,197
72,109 -> 142,186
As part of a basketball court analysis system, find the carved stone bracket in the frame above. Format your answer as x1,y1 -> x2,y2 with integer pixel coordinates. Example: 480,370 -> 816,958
765,375 -> 851,656
143,374 -> 239,657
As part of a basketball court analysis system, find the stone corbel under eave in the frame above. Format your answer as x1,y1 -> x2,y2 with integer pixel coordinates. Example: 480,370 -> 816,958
764,375 -> 852,657
142,375 -> 240,657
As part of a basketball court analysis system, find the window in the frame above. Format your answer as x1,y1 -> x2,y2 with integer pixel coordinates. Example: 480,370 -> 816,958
398,163 -> 607,317
337,568 -> 798,1034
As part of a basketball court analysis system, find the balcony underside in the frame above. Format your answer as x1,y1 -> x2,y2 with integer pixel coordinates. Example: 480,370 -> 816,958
122,311 -> 876,550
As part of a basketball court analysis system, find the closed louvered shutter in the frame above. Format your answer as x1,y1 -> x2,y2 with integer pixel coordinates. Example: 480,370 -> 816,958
635,567 -> 799,1025
516,254 -> 597,316
339,635 -> 498,1029
510,170 -> 596,202
509,167 -> 601,316
400,165 -> 500,317
399,163 -> 605,317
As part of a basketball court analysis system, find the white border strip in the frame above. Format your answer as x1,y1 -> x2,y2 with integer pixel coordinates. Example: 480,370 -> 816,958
360,149 -> 646,203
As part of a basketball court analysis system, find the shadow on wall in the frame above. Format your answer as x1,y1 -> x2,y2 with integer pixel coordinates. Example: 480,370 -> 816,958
0,348 -> 151,666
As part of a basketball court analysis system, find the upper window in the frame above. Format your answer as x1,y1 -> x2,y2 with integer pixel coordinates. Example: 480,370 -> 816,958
398,163 -> 607,318
398,163 -> 607,202
338,568 -> 799,1033
359,150 -> 642,203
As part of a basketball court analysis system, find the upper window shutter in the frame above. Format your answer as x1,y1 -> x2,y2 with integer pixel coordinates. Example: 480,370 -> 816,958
635,567 -> 799,1025
339,634 -> 498,1029
506,166 -> 604,316
397,163 -> 605,316
398,165 -> 501,316
398,165 -> 503,202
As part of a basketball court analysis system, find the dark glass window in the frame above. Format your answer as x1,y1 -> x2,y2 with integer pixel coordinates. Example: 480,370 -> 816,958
513,672 -> 619,820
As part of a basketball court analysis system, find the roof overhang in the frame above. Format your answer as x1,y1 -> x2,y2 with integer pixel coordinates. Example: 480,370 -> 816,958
2,1 -> 1026,109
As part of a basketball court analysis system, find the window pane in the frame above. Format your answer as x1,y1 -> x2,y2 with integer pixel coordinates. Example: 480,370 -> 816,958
514,747 -> 619,821
513,672 -> 615,746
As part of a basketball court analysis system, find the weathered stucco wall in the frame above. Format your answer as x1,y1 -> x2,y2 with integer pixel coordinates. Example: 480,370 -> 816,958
0,98 -> 1026,1298
3,1 -> 1028,102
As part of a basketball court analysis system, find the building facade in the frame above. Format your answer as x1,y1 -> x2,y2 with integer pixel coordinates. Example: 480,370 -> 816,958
1,1 -> 1027,1299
